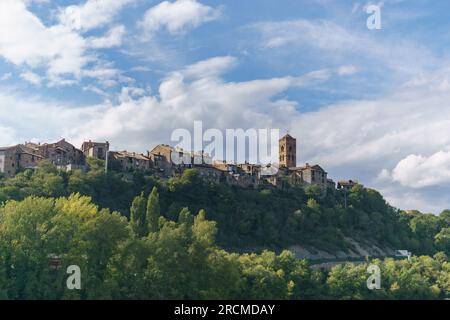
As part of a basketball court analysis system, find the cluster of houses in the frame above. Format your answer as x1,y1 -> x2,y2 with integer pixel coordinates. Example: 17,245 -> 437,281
0,134 -> 358,192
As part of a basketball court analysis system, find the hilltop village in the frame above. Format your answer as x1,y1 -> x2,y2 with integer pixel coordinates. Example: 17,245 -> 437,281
0,134 -> 357,192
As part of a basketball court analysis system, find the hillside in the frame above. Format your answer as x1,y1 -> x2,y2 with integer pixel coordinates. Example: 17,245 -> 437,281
1,159 -> 449,258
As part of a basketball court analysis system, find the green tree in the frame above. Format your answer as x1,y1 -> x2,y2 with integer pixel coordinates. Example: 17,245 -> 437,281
130,193 -> 148,237
435,228 -> 450,254
147,187 -> 160,233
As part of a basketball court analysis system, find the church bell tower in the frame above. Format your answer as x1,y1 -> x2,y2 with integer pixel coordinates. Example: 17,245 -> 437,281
279,134 -> 297,168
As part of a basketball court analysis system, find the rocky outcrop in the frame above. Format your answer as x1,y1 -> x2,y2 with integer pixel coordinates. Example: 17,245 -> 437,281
288,237 -> 397,261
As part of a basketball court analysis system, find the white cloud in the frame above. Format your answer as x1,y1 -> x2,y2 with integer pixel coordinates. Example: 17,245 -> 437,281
20,71 -> 43,86
120,86 -> 147,102
391,151 -> 450,188
81,62 -> 134,88
0,88 -> 105,147
0,0 -> 131,87
180,56 -> 238,78
87,25 -> 126,49
292,70 -> 450,171
140,0 -> 220,36
0,126 -> 18,147
380,189 -> 444,214
59,0 -> 135,32
0,0 -> 87,79
0,56 -> 325,151
82,66 -> 120,80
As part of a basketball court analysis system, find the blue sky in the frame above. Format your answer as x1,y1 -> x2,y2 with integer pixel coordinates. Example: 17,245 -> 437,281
1,0 -> 450,213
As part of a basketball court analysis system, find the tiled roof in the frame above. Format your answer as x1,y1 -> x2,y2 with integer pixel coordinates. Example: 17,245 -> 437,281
112,151 -> 150,161
280,133 -> 296,140
290,164 -> 326,172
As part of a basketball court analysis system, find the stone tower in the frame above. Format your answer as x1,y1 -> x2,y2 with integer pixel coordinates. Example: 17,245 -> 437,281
279,134 -> 296,168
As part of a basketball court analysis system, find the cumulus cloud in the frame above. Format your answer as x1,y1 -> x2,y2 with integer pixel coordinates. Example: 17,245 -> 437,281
140,0 -> 220,36
391,151 -> 450,188
0,56 -> 335,151
292,70 -> 450,171
73,61 -> 302,150
0,126 -> 18,147
0,88 -> 105,146
58,0 -> 135,32
0,0 -> 133,87
0,0 -> 87,79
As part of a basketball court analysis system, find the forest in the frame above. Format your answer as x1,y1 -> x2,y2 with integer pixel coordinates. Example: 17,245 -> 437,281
0,159 -> 449,299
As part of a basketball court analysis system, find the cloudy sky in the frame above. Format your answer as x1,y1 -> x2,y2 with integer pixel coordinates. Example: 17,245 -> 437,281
1,0 -> 450,213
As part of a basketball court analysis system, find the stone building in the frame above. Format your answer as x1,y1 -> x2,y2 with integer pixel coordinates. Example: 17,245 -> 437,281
147,144 -> 185,177
147,144 -> 213,177
109,151 -> 151,172
293,164 -> 327,187
0,144 -> 45,178
213,161 -> 239,174
279,134 -> 297,168
34,139 -> 84,166
237,162 -> 261,177
213,161 -> 261,188
191,164 -> 225,184
81,141 -> 109,160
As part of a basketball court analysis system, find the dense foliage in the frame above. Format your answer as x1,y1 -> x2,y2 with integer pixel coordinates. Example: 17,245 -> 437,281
0,161 -> 449,300
0,193 -> 448,300
1,160 -> 449,255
